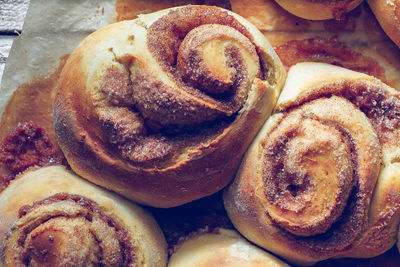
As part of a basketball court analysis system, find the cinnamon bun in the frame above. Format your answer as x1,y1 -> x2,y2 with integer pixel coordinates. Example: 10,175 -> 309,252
168,228 -> 289,267
54,5 -> 285,207
0,165 -> 167,266
224,62 -> 400,265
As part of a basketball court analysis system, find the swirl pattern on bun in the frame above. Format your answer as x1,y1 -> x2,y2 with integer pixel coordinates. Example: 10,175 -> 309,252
54,5 -> 285,207
224,62 -> 400,265
0,166 -> 167,266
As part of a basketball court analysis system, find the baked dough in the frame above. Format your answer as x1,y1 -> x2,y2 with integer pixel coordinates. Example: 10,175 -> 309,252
0,165 -> 167,266
168,228 -> 289,267
224,62 -> 400,265
54,5 -> 285,208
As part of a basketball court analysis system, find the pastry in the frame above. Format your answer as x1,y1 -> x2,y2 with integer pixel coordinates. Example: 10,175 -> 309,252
368,0 -> 400,48
2,1 -> 400,266
224,62 -> 400,265
54,5 -> 285,208
0,165 -> 167,266
168,228 -> 289,267
273,0 -> 363,20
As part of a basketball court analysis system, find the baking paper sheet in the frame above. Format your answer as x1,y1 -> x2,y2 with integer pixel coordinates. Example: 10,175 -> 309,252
0,0 -> 116,114
1,1 -> 400,265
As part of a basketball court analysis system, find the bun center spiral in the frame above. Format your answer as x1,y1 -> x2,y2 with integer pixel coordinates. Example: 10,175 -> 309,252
263,109 -> 354,237
4,194 -> 136,266
96,6 -> 267,167
177,24 -> 260,96
223,63 -> 400,264
262,95 -> 381,243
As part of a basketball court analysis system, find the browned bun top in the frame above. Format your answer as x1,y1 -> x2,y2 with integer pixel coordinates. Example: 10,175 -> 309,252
0,166 -> 167,267
7,193 -> 136,266
224,62 -> 400,265
103,6 -> 263,168
54,5 -> 285,207
274,0 -> 364,20
168,228 -> 289,267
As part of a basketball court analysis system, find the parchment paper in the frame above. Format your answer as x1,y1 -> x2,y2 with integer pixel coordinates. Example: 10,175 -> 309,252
0,0 -> 116,114
2,0 -> 400,116
1,1 -> 400,266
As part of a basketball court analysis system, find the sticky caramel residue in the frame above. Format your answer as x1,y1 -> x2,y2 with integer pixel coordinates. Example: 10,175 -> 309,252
0,56 -> 69,191
0,55 -> 69,154
0,121 -> 64,193
307,0 -> 359,20
323,5 -> 361,32
275,36 -> 388,84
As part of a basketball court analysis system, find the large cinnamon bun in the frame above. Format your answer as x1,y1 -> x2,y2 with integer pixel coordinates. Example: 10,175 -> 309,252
224,62 -> 400,265
54,5 -> 285,207
0,165 -> 167,266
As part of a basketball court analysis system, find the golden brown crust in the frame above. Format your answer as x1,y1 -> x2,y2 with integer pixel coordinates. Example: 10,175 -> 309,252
54,5 -> 285,207
168,228 -> 289,267
115,0 -> 232,22
367,0 -> 400,48
224,62 -> 400,265
0,165 -> 167,267
274,0 -> 363,20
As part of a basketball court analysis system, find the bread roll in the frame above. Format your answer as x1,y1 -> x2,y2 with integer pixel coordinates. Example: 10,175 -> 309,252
0,165 -> 167,266
168,228 -> 289,267
224,62 -> 400,265
54,5 -> 285,208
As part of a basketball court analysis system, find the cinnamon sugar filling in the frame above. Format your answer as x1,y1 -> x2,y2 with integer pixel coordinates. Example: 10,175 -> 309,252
263,117 -> 354,237
283,81 -> 400,151
96,6 -> 268,167
4,193 -> 137,267
275,37 -> 387,84
261,94 -> 383,253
